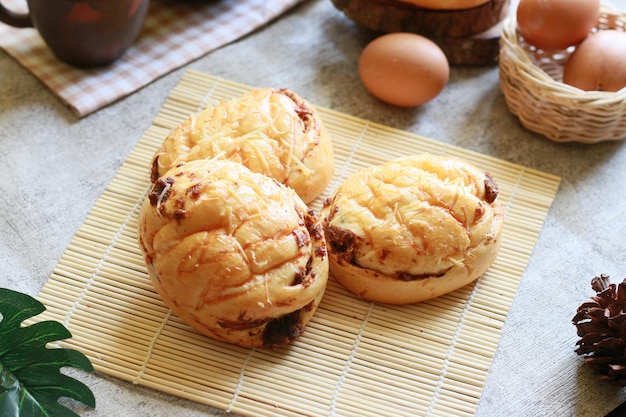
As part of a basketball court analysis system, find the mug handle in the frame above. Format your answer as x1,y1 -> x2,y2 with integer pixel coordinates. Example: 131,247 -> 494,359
0,4 -> 34,28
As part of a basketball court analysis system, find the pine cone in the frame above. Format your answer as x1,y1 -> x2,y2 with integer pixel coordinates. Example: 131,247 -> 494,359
573,274 -> 626,386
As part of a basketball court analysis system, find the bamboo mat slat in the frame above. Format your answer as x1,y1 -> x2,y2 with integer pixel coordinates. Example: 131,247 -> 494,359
35,69 -> 560,417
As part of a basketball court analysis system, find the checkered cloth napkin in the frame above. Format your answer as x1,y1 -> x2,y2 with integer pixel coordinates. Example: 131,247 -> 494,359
0,0 -> 304,117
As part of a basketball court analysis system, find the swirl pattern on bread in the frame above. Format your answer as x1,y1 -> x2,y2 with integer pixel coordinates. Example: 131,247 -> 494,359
150,88 -> 334,203
321,154 -> 504,304
138,158 -> 329,348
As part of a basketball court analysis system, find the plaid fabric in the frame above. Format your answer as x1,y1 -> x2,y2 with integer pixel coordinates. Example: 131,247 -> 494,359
0,0 -> 304,117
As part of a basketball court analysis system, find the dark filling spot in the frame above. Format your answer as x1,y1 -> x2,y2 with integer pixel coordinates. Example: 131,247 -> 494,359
262,304 -> 312,349
305,209 -> 324,240
278,88 -> 314,126
171,196 -> 188,220
150,157 -> 160,183
293,270 -> 306,286
148,177 -> 175,206
326,223 -> 360,264
294,106 -> 313,126
292,229 -> 311,248
187,183 -> 202,200
484,172 -> 499,204
293,257 -> 314,286
304,209 -> 327,259
474,204 -> 485,222
292,207 -> 325,286
397,268 -> 450,281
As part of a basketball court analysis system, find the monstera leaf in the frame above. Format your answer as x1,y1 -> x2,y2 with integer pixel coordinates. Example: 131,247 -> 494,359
0,288 -> 96,417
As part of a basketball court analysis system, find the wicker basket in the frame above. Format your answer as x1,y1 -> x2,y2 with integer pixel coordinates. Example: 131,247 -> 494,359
499,5 -> 626,144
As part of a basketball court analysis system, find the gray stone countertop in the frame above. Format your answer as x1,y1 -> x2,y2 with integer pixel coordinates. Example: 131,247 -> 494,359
1,0 -> 625,416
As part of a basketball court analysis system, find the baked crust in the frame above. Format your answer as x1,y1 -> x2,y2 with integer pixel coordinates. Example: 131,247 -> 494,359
138,159 -> 329,348
321,154 -> 503,304
151,88 -> 334,204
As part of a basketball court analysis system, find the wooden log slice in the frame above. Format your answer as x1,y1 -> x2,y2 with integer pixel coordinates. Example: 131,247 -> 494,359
433,0 -> 511,66
330,0 -> 509,38
433,21 -> 503,66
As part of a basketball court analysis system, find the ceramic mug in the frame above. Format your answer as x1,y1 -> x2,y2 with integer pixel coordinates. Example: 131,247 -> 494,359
0,0 -> 150,67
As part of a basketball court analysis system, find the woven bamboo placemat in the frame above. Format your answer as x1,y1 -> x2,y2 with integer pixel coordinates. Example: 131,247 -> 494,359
36,69 -> 560,417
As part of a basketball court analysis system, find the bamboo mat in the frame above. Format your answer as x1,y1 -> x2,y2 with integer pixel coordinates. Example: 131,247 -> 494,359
36,69 -> 560,417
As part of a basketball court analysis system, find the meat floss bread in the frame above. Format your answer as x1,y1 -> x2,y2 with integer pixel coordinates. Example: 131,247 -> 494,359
150,88 -> 334,204
321,154 -> 504,304
137,158 -> 329,348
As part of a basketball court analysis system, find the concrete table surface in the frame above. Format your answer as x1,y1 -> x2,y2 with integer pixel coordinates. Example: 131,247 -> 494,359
1,1 -> 625,416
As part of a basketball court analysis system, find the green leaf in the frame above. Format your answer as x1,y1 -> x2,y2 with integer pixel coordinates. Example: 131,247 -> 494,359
0,288 -> 96,417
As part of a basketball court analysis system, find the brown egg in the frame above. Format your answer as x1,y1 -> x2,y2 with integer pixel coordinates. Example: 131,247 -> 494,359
516,0 -> 600,50
358,33 -> 450,107
563,30 -> 626,92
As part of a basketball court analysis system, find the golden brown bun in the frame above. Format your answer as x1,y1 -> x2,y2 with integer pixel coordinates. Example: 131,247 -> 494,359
320,154 -> 503,304
151,88 -> 334,204
138,158 -> 329,348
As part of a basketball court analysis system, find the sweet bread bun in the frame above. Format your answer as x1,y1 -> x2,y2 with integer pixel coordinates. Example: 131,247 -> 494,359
138,158 -> 329,348
320,154 -> 503,304
151,88 -> 334,204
